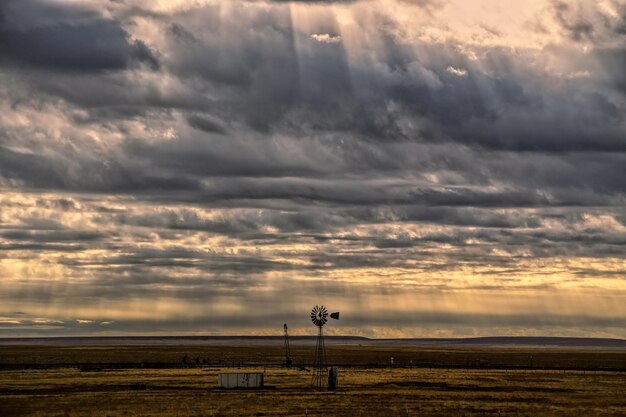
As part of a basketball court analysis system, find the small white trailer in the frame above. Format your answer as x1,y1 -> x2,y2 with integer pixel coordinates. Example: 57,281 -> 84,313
218,372 -> 264,389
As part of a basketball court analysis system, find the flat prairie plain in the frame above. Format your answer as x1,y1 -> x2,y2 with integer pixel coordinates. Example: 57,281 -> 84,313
0,343 -> 624,417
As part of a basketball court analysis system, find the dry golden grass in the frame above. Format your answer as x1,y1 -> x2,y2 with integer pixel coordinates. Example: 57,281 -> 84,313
0,344 -> 624,416
0,367 -> 625,416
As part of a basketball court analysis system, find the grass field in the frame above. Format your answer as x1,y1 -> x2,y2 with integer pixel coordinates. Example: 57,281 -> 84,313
2,343 -> 625,370
0,344 -> 624,416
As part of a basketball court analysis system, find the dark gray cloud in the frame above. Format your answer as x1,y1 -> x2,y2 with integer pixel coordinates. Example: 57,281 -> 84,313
599,47 -> 626,94
552,1 -> 595,41
0,229 -> 106,243
0,20 -> 158,72
187,114 -> 227,135
0,242 -> 91,252
0,0 -> 158,72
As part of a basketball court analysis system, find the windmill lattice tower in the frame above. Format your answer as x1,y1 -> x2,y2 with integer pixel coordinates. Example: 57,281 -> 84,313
310,305 -> 339,390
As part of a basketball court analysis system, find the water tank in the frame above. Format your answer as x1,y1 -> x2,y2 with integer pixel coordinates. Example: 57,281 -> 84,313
327,367 -> 338,390
218,372 -> 264,389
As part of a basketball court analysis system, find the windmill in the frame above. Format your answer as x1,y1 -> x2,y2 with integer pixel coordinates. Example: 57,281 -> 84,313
310,305 -> 339,390
283,323 -> 293,368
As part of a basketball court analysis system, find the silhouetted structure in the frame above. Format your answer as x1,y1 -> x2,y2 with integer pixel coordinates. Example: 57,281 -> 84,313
283,323 -> 293,368
310,305 -> 339,390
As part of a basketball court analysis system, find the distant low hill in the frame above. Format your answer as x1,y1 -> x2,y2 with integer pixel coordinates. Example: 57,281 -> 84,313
0,335 -> 625,348
374,336 -> 626,348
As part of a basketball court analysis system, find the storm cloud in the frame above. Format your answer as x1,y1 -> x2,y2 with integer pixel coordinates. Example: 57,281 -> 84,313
0,0 -> 624,338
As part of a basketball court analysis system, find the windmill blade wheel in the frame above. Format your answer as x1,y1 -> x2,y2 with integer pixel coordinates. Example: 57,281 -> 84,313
310,305 -> 328,327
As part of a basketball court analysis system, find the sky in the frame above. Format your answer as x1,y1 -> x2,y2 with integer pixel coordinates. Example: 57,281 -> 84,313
0,0 -> 625,338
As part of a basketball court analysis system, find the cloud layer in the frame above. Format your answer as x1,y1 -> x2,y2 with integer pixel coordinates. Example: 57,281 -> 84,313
0,0 -> 625,338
